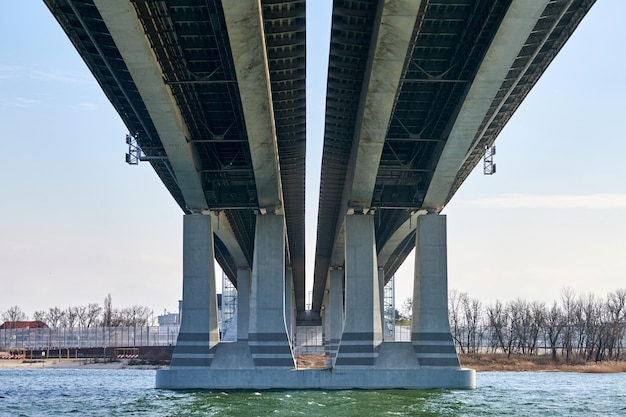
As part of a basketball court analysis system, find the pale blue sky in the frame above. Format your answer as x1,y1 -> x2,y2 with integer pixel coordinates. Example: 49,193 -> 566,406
1,1 -> 624,317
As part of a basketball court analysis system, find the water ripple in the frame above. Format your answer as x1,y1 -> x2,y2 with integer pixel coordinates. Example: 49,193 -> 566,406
0,369 -> 624,416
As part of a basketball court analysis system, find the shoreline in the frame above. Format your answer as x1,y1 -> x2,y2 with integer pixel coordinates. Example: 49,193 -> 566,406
459,353 -> 626,373
0,358 -> 165,370
0,354 -> 626,373
2,354 -> 625,373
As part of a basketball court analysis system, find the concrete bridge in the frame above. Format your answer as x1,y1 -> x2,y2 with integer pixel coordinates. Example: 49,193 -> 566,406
44,0 -> 595,389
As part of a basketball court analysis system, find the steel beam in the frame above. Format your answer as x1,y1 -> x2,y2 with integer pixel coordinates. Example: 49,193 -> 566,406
94,0 -> 208,211
222,0 -> 283,212
422,0 -> 550,211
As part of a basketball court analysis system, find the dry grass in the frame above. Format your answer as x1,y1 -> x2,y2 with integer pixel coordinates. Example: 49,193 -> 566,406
292,353 -> 626,373
582,361 -> 626,373
459,353 -> 626,373
290,353 -> 626,372
295,354 -> 328,369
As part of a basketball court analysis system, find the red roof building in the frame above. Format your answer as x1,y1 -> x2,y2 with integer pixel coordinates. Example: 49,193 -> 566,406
0,321 -> 48,329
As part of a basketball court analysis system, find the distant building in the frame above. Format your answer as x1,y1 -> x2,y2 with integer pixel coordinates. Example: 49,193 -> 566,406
157,286 -> 236,338
0,321 -> 48,330
157,313 -> 179,326
157,300 -> 183,326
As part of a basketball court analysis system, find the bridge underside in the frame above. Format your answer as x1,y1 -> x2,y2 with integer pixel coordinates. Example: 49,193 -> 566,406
312,0 -> 596,314
44,0 -> 307,314
44,0 -> 595,391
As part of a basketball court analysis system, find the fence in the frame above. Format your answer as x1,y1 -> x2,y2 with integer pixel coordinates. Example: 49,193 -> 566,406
293,326 -> 324,355
0,326 -> 180,350
1,323 -> 475,352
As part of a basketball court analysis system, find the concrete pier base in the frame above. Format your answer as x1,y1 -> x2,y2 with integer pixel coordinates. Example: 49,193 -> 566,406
156,359 -> 475,390
157,340 -> 475,389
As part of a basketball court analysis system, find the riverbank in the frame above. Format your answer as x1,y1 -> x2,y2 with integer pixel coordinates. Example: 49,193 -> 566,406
2,354 -> 625,373
0,358 -> 164,370
459,353 -> 626,373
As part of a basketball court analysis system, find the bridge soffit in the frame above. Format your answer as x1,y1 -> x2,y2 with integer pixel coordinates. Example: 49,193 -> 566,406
206,211 -> 250,269
93,0 -> 208,212
332,209 -> 427,281
313,0 -> 425,312
422,0 -> 550,212
377,210 -> 426,269
221,0 -> 284,214
349,0 -> 425,211
329,0 -> 424,272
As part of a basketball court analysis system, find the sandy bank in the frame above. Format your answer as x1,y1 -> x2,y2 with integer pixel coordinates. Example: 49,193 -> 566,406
0,358 -> 164,370
459,353 -> 626,373
2,354 -> 625,373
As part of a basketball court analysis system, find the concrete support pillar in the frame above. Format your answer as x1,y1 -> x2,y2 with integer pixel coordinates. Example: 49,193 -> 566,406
322,281 -> 330,355
290,278 -> 297,344
378,267 -> 386,339
171,214 -> 219,367
328,268 -> 344,365
249,213 -> 294,367
284,267 -> 294,345
236,268 -> 250,341
411,214 -> 460,367
335,214 -> 382,366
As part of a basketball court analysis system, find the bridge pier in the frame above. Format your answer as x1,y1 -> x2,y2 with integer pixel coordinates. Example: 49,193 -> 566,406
327,267 -> 343,366
284,267 -> 295,347
335,214 -> 383,366
169,214 -> 219,368
378,267 -> 387,339
248,213 -> 295,367
322,281 -> 330,356
236,267 -> 250,341
157,212 -> 473,389
411,213 -> 460,367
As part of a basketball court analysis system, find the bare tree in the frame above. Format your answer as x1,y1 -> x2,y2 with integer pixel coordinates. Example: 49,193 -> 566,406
75,305 -> 88,328
448,290 -> 465,353
104,305 -> 152,327
1,305 -> 27,325
117,307 -> 136,326
579,293 -> 602,361
103,293 -> 113,327
463,296 -> 483,354
45,307 -> 65,328
401,297 -> 413,321
545,301 -> 565,360
486,301 -> 513,356
64,306 -> 79,329
606,289 -> 626,359
85,303 -> 102,327
109,308 -> 124,327
131,305 -> 152,326
33,310 -> 46,323
509,299 -> 528,354
561,287 -> 577,361
528,301 -> 546,355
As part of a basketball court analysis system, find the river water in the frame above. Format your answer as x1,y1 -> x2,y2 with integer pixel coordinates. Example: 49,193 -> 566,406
0,369 -> 624,416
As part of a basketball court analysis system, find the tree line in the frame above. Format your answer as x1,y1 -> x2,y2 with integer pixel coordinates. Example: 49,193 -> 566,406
400,287 -> 626,362
448,288 -> 626,362
1,293 -> 155,328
